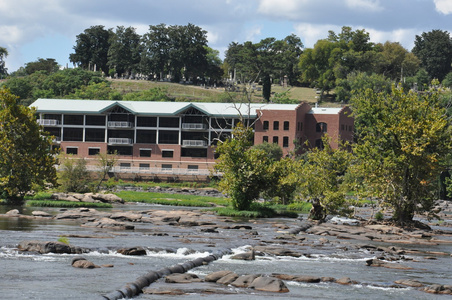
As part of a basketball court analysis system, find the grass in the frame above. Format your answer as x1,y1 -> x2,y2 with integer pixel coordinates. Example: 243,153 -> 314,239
115,190 -> 229,207
24,192 -> 54,201
103,179 -> 218,190
210,202 -> 300,218
26,200 -> 112,208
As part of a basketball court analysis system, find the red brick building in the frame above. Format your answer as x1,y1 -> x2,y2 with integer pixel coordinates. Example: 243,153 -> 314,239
31,99 -> 353,179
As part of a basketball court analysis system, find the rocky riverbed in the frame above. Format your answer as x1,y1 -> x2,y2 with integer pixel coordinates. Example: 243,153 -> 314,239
0,195 -> 451,299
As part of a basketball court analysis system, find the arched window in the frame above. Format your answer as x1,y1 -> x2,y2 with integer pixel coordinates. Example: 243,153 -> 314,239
316,122 -> 327,133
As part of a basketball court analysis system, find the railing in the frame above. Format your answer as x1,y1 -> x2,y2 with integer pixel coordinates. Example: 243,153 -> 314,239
107,121 -> 133,128
38,119 -> 59,126
182,123 -> 207,130
182,140 -> 207,147
85,165 -> 218,176
52,137 -> 61,143
108,138 -> 133,145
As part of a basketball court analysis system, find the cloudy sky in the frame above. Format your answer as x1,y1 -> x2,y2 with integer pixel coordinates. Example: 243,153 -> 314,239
1,0 -> 452,72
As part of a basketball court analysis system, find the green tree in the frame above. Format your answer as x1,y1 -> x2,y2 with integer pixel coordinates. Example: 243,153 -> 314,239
263,157 -> 301,205
108,26 -> 142,78
67,82 -> 121,100
25,58 -> 59,75
95,151 -> 118,191
70,25 -> 112,73
214,123 -> 273,210
350,86 -> 452,224
298,136 -> 353,220
141,23 -> 170,80
0,46 -> 8,77
252,141 -> 283,161
442,72 -> 452,88
412,30 -> 452,81
335,72 -> 392,103
58,155 -> 91,193
0,88 -> 57,204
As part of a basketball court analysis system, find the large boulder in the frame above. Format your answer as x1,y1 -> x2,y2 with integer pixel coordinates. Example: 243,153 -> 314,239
117,247 -> 147,256
71,257 -> 99,269
81,217 -> 134,230
231,274 -> 260,287
110,212 -> 142,222
17,241 -> 86,254
248,276 -> 289,293
92,193 -> 124,204
165,273 -> 202,283
204,271 -> 233,282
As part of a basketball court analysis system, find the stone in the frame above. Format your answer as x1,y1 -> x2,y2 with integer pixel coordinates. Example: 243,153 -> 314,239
110,212 -> 142,222
81,217 -> 134,230
117,247 -> 147,256
248,276 -> 289,293
17,240 -> 85,254
165,273 -> 202,283
6,209 -> 20,215
204,271 -> 233,282
231,274 -> 260,287
31,211 -> 52,217
71,257 -> 99,269
217,272 -> 239,285
230,249 -> 255,261
394,279 -> 424,287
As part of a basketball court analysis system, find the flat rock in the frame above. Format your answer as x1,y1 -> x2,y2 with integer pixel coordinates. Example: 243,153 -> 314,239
81,217 -> 134,230
165,273 -> 202,283
248,276 -> 289,293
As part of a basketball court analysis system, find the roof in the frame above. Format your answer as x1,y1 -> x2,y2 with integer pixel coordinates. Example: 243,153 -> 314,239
308,107 -> 344,114
30,99 -> 301,118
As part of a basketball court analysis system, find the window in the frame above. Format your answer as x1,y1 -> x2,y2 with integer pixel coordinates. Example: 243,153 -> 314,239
349,125 -> 353,132
273,136 -> 279,144
108,146 -> 133,156
315,139 -> 324,149
120,163 -> 131,169
85,128 -> 105,142
85,115 -> 105,126
136,130 -> 156,143
162,150 -> 174,158
63,128 -> 83,141
188,165 -> 198,171
139,163 -> 150,170
162,164 -> 172,170
341,124 -> 345,131
263,121 -> 269,130
88,148 -> 100,155
316,122 -> 327,133
159,117 -> 179,128
139,149 -> 151,157
137,116 -> 157,127
181,148 -> 207,157
298,122 -> 303,131
283,121 -> 289,130
63,115 -> 84,125
66,147 -> 78,155
283,136 -> 289,148
273,121 -> 279,130
263,136 -> 268,143
158,130 -> 179,144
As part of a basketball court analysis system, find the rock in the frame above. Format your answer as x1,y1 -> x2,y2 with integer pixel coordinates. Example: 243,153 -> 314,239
92,193 -> 124,204
6,209 -> 20,215
231,274 -> 260,287
31,211 -> 52,217
336,277 -> 358,285
165,273 -> 202,283
17,240 -> 86,254
394,279 -> 424,287
230,249 -> 255,261
117,247 -> 147,256
248,276 -> 289,293
55,208 -> 110,220
81,217 -> 134,230
110,212 -> 142,222
71,257 -> 99,269
205,271 -> 233,282
366,258 -> 411,270
52,193 -> 80,202
216,272 -> 239,285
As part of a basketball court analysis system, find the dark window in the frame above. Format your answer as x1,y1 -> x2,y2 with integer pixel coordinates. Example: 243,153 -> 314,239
341,124 -> 345,131
158,130 -> 179,144
273,136 -> 279,144
137,116 -> 157,127
162,150 -> 174,158
283,136 -> 289,148
64,115 -> 84,125
44,127 -> 61,140
85,115 -> 105,126
159,117 -> 179,128
283,121 -> 289,130
108,146 -> 133,156
85,128 -> 105,142
349,125 -> 353,132
181,148 -> 207,157
66,147 -> 78,155
188,165 -> 198,170
139,163 -> 150,169
210,132 -> 231,145
139,149 -> 151,157
63,128 -> 83,141
211,118 -> 233,129
162,164 -> 172,170
316,122 -> 327,133
120,163 -> 131,169
315,139 -> 324,149
136,130 -> 156,144
273,121 -> 279,130
88,148 -> 100,155
298,122 -> 303,131
263,121 -> 269,130
263,136 -> 268,143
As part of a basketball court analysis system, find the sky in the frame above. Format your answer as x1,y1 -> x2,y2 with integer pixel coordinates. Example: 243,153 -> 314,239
1,0 -> 452,72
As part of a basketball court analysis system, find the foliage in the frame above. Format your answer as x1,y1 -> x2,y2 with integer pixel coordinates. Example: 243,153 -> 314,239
57,236 -> 70,245
335,72 -> 392,103
0,46 -> 8,77
252,142 -> 283,161
271,90 -> 299,104
297,136 -> 353,220
441,72 -> 452,88
0,89 -> 57,204
67,82 -> 121,100
215,123 -> 274,210
26,200 -> 112,208
57,155 -> 92,193
374,211 -> 384,221
211,202 -> 298,218
412,29 -> 452,81
108,26 -> 142,77
350,85 -> 452,224
95,151 -> 118,191
115,191 -> 227,207
25,58 -> 59,75
24,192 -> 53,200
262,158 -> 301,205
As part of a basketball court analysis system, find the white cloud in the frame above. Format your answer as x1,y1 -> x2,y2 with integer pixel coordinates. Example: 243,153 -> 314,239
257,0 -> 307,19
433,0 -> 452,14
366,27 -> 419,50
345,0 -> 383,12
294,23 -> 342,48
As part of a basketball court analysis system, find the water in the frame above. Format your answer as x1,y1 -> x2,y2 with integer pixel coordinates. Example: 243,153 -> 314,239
1,204 -> 451,299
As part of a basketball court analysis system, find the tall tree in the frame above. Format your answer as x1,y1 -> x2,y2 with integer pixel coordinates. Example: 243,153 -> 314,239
108,26 -> 142,78
25,58 -> 59,75
412,30 -> 452,81
141,24 -> 170,80
70,25 -> 112,73
0,88 -> 57,204
350,86 -> 452,224
0,46 -> 8,77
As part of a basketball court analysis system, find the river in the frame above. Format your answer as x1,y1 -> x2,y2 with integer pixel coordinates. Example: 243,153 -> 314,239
0,204 -> 450,299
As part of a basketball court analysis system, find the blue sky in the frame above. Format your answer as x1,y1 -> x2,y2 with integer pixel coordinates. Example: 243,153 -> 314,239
1,0 -> 452,72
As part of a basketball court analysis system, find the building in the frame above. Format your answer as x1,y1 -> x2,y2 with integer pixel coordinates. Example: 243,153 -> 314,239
30,99 -> 354,180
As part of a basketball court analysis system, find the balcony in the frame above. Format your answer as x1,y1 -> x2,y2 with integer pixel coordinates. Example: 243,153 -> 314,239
52,137 -> 61,144
182,123 -> 207,130
108,138 -> 133,145
107,121 -> 133,128
38,119 -> 59,126
182,140 -> 207,147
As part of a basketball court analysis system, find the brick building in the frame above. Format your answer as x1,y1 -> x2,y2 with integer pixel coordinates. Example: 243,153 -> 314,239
31,99 -> 353,179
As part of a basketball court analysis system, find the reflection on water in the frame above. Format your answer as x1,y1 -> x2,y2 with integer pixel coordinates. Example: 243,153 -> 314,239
0,217 -> 37,231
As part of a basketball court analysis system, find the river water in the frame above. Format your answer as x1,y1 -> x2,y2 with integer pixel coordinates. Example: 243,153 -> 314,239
0,204 -> 450,300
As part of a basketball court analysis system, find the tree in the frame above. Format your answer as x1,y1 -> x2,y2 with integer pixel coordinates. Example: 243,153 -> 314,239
141,24 -> 170,80
108,26 -> 142,78
95,151 -> 118,191
252,141 -> 283,161
58,155 -> 91,193
335,72 -> 392,103
214,122 -> 273,210
0,88 -> 57,204
25,58 -> 59,75
0,46 -> 8,77
412,30 -> 452,81
70,25 -> 112,73
263,157 -> 301,205
350,85 -> 452,224
297,136 -> 353,220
